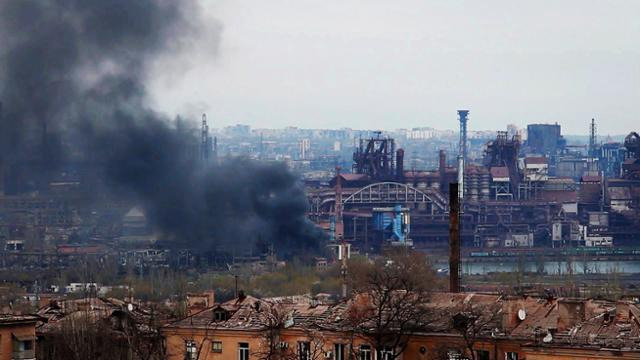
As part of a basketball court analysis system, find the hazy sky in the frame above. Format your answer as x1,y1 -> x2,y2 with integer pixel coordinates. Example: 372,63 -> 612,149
148,0 -> 640,135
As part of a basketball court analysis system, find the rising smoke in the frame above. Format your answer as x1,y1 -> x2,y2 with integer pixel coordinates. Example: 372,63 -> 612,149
0,0 -> 323,257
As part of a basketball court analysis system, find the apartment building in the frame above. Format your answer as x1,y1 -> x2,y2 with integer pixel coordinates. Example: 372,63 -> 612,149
0,315 -> 39,360
163,291 -> 640,360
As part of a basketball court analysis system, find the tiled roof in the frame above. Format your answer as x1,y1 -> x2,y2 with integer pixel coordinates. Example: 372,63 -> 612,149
164,292 -> 640,351
0,314 -> 40,324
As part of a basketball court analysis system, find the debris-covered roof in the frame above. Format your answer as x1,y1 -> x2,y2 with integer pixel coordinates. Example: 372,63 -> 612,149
164,292 -> 640,351
0,314 -> 41,325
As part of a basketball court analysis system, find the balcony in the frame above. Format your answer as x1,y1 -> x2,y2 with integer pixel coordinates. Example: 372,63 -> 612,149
12,349 -> 36,360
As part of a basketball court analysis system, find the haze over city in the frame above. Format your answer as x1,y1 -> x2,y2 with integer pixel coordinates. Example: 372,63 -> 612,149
149,0 -> 640,134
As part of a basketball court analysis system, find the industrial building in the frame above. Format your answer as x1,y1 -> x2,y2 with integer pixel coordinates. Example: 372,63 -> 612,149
309,114 -> 640,257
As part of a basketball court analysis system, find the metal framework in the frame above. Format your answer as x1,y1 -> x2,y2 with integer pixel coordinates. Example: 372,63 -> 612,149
342,182 -> 447,212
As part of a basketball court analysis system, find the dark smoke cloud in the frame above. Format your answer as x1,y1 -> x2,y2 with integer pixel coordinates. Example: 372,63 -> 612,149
0,0 -> 323,257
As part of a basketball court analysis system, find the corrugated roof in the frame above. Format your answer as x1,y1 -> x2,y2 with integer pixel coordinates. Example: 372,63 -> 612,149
490,167 -> 509,179
581,175 -> 601,183
525,157 -> 548,165
338,173 -> 369,181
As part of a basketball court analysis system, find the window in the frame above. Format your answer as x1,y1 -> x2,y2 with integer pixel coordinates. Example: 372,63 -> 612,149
334,343 -> 345,360
185,340 -> 197,360
378,346 -> 394,360
298,341 -> 311,360
212,341 -> 223,353
24,340 -> 34,351
238,342 -> 249,360
447,350 -> 466,360
359,345 -> 371,360
214,310 -> 229,321
505,352 -> 518,360
476,350 -> 490,360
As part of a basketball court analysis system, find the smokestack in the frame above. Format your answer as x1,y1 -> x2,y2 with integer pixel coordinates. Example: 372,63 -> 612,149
449,182 -> 460,293
457,110 -> 469,199
589,118 -> 597,159
0,100 -> 3,195
395,148 -> 404,181
213,136 -> 218,164
201,113 -> 210,163
335,166 -> 348,298
457,155 -> 464,200
335,167 -> 344,241
439,149 -> 446,191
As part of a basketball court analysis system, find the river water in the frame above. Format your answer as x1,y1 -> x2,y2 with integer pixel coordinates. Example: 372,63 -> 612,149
458,260 -> 640,275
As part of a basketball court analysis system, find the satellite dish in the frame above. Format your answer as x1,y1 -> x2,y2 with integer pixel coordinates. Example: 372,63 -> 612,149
543,333 -> 553,343
284,316 -> 294,328
518,309 -> 526,321
127,303 -> 134,312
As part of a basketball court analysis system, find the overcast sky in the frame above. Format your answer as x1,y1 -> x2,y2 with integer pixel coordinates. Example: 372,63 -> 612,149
148,0 -> 640,135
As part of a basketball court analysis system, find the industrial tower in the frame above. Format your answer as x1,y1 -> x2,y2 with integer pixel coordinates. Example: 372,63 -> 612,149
589,118 -> 597,158
457,110 -> 469,199
334,166 -> 348,299
201,113 -> 212,163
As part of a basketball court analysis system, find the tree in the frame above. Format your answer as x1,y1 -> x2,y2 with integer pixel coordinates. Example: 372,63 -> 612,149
168,312 -> 222,360
38,305 -> 169,360
254,300 -> 326,360
448,302 -> 502,360
343,249 -> 438,360
254,301 -> 297,360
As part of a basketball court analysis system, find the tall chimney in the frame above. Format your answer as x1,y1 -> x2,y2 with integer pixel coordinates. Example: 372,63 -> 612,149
395,148 -> 404,181
439,149 -> 446,191
213,136 -> 218,164
457,110 -> 469,199
335,166 -> 344,241
335,167 -> 348,298
449,182 -> 460,293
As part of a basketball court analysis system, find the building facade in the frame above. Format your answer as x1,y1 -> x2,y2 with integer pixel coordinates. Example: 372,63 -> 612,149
0,315 -> 38,360
163,293 -> 640,360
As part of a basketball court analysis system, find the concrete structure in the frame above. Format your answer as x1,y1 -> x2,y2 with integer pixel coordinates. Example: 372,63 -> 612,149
526,123 -> 565,155
0,315 -> 38,360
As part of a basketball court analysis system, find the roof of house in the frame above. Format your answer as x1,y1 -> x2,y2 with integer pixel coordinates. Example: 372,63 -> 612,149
163,292 -> 640,351
37,297 -> 170,335
0,314 -> 40,325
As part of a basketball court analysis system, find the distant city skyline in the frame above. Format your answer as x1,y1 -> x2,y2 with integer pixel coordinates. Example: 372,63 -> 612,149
148,0 -> 640,135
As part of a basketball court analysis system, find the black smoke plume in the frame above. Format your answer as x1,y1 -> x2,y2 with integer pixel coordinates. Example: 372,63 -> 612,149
0,0 -> 323,257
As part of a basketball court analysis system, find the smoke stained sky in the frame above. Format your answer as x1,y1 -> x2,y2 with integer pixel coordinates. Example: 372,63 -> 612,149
149,0 -> 640,135
0,0 -> 322,256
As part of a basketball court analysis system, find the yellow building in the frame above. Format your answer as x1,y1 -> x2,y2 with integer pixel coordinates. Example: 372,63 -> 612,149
163,292 -> 640,360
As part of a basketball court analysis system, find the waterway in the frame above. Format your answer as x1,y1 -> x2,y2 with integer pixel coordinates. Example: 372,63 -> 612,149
458,260 -> 640,275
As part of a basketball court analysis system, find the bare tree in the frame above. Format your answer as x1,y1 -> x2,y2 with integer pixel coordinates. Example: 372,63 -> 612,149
344,249 -> 437,360
169,314 -> 222,360
449,302 -> 502,360
254,300 -> 328,360
122,305 -> 168,360
254,301 -> 298,360
38,306 -> 169,360
39,310 -> 129,360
